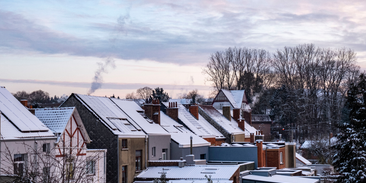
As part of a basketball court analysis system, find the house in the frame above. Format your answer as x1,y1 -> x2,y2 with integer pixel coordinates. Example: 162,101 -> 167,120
212,89 -> 249,112
61,94 -> 153,183
199,105 -> 253,143
110,99 -> 171,161
35,107 -> 107,183
251,114 -> 272,141
0,86 -> 57,180
159,110 -> 211,160
163,100 -> 226,146
209,89 -> 258,141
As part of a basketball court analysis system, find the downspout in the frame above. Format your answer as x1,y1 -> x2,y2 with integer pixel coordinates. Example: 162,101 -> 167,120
190,136 -> 192,155
145,135 -> 148,169
117,136 -> 120,183
104,150 -> 106,183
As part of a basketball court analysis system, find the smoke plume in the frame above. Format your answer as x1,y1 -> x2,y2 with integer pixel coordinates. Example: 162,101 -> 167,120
87,8 -> 130,95
88,57 -> 116,95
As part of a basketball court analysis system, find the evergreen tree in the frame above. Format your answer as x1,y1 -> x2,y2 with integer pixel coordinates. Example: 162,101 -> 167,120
332,74 -> 366,183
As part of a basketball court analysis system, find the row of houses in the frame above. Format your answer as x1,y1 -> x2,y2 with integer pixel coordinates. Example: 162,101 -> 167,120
0,87 -> 317,183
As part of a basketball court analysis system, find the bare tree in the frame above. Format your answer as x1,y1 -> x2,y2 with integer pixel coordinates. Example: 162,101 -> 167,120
136,87 -> 153,100
0,138 -> 104,183
203,47 -> 272,98
125,92 -> 136,99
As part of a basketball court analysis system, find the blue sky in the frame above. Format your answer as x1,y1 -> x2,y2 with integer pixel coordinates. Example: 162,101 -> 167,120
1,0 -> 366,98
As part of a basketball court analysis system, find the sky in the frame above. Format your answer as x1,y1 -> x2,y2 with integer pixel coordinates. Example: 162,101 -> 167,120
1,0 -> 366,98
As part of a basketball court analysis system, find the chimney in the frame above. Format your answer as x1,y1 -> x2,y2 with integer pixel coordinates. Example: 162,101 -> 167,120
166,102 -> 178,121
238,118 -> 245,131
20,99 -> 28,107
233,108 -> 240,122
256,140 -> 264,167
222,106 -> 231,121
152,99 -> 160,125
144,103 -> 153,119
250,133 -> 255,143
189,105 -> 199,120
243,111 -> 252,126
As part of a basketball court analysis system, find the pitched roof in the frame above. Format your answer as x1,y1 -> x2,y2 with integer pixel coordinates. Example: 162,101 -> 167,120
111,99 -> 169,135
199,105 -> 245,135
296,153 -> 312,165
164,100 -> 225,139
0,87 -> 54,140
160,112 -> 210,147
74,94 -> 146,137
35,107 -> 91,143
220,89 -> 246,109
35,107 -> 74,133
0,86 -> 50,133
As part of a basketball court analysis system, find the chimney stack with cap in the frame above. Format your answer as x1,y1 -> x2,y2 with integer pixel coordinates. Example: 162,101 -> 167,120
145,99 -> 161,125
166,102 -> 178,121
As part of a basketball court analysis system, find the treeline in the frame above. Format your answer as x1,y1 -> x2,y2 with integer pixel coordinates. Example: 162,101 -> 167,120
203,44 -> 360,142
13,90 -> 68,108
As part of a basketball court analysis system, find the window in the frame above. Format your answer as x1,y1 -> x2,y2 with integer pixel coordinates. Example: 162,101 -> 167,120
135,150 -> 142,171
280,152 -> 283,165
43,167 -> 50,183
14,154 -> 27,176
122,166 -> 127,183
200,154 -> 206,160
122,139 -> 128,149
65,158 -> 74,180
162,149 -> 167,160
152,147 -> 156,157
43,143 -> 50,153
86,160 -> 96,175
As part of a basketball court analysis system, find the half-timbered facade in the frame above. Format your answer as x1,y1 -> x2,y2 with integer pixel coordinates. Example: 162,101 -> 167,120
35,107 -> 106,182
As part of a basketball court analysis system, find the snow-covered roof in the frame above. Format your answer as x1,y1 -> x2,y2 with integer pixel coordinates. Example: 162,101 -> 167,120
165,101 -> 225,139
35,107 -> 74,133
0,87 -> 50,133
1,113 -> 55,140
220,90 -> 245,109
0,87 -> 54,140
111,99 -> 169,135
252,114 -> 272,123
300,137 -> 337,149
199,105 -> 246,135
35,107 -> 91,143
296,153 -> 312,165
136,165 -> 239,180
74,94 -> 146,137
242,174 -> 319,183
160,112 -> 210,147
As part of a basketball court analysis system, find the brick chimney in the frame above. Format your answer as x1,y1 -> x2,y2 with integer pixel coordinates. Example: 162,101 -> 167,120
20,99 -> 28,107
256,140 -> 265,167
166,102 -> 178,121
189,105 -> 199,120
222,106 -> 231,121
233,108 -> 240,122
243,111 -> 252,126
250,133 -> 255,143
152,99 -> 160,125
238,118 -> 245,131
144,99 -> 160,125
